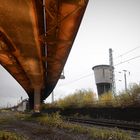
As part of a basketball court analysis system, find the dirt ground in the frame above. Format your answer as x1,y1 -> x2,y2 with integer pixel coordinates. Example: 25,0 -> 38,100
0,111 -> 91,140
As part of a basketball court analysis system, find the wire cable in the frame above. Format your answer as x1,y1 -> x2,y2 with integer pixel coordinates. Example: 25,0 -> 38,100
114,46 -> 140,59
59,54 -> 140,87
59,73 -> 93,86
115,55 -> 140,66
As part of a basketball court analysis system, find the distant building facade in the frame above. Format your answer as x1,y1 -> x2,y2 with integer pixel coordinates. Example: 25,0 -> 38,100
16,99 -> 28,112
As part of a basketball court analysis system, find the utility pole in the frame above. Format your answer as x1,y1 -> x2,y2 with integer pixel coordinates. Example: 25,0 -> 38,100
51,69 -> 65,103
123,70 -> 127,92
51,91 -> 54,103
109,48 -> 116,95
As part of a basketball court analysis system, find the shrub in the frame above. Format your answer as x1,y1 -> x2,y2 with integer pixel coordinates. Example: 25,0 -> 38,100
98,91 -> 114,107
43,83 -> 140,108
115,83 -> 140,107
49,89 -> 96,108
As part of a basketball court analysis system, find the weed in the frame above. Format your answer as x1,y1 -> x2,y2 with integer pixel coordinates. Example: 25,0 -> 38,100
0,131 -> 26,140
34,112 -> 132,140
37,112 -> 63,128
14,112 -> 30,121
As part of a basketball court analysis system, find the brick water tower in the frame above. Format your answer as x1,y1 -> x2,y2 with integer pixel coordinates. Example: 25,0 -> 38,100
92,65 -> 113,96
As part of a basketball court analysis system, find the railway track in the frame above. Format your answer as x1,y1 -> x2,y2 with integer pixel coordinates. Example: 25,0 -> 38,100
66,118 -> 140,131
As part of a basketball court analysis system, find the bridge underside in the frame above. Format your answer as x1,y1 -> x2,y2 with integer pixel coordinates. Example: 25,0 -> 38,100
0,0 -> 88,111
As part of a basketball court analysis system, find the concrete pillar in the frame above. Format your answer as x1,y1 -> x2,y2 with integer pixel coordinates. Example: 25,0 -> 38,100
28,94 -> 34,110
34,87 -> 41,113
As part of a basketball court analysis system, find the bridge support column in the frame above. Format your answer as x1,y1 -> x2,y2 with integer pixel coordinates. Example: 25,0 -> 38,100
28,94 -> 34,110
34,87 -> 41,113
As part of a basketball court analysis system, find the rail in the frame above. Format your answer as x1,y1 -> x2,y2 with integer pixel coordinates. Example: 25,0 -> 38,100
66,118 -> 140,131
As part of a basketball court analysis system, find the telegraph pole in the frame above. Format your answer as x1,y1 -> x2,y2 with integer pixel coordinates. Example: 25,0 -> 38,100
123,70 -> 127,92
109,48 -> 116,95
51,69 -> 65,103
52,91 -> 54,103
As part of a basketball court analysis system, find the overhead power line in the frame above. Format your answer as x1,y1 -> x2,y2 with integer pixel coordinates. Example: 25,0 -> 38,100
59,55 -> 140,86
59,47 -> 140,87
115,55 -> 140,66
59,73 -> 93,86
114,46 -> 140,59
60,55 -> 140,87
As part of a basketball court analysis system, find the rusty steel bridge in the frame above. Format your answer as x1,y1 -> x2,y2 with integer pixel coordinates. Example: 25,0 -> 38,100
0,0 -> 88,112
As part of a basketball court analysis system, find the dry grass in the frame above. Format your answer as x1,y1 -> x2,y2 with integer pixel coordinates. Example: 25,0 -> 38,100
35,112 -> 131,140
43,83 -> 140,108
0,131 -> 26,140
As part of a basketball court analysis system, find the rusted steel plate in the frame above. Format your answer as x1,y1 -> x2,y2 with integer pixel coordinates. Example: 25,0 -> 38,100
0,0 -> 88,101
0,0 -> 45,95
43,0 -> 89,99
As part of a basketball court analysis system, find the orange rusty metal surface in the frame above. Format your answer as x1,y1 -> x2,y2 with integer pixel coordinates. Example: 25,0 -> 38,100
0,31 -> 31,92
43,0 -> 89,99
0,0 -> 88,100
0,0 -> 45,95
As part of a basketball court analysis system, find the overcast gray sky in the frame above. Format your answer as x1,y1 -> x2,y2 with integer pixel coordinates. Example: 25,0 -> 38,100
1,0 -> 140,107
